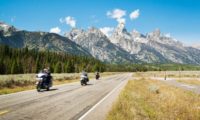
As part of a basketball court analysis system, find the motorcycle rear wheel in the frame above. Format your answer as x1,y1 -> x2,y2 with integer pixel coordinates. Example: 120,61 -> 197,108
46,87 -> 50,91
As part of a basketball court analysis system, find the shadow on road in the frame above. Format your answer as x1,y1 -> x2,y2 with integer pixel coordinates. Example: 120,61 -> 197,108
86,83 -> 93,86
38,88 -> 58,92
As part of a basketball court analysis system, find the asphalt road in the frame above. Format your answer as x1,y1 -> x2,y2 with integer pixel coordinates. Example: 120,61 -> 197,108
152,77 -> 200,94
0,73 -> 132,120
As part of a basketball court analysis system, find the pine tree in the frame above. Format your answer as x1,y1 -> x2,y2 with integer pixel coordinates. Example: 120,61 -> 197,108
0,58 -> 5,74
34,56 -> 40,73
54,62 -> 62,73
66,61 -> 75,73
92,63 -> 99,72
11,60 -> 18,74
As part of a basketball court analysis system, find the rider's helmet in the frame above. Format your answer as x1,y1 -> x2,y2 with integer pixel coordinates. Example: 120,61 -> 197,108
44,68 -> 48,73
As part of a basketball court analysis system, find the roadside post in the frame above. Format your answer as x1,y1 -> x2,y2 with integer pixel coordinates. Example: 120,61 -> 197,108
179,67 -> 181,81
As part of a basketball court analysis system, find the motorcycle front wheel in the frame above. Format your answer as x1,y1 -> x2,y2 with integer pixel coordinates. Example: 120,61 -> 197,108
81,81 -> 84,86
36,85 -> 41,92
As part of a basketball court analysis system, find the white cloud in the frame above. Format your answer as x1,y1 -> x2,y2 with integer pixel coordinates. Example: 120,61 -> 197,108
50,27 -> 61,34
107,9 -> 126,24
107,9 -> 126,19
130,9 -> 140,20
100,27 -> 114,37
60,16 -> 76,28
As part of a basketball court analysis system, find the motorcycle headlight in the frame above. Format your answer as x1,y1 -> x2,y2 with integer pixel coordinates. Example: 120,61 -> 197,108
36,78 -> 43,81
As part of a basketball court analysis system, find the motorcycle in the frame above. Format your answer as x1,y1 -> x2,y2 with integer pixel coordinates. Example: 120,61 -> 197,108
36,72 -> 52,92
80,74 -> 89,86
96,73 -> 100,80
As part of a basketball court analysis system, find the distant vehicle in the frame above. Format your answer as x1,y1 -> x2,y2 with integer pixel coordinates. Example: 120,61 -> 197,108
95,72 -> 100,80
80,71 -> 89,85
36,70 -> 52,92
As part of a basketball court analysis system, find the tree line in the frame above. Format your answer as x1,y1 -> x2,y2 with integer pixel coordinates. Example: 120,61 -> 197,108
1,45 -> 200,75
0,45 -> 105,74
106,63 -> 200,72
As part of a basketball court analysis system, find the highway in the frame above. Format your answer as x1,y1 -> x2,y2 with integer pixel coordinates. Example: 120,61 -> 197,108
0,73 -> 132,120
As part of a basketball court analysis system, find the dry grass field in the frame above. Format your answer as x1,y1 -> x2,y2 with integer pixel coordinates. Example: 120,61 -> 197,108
107,78 -> 200,120
107,71 -> 200,120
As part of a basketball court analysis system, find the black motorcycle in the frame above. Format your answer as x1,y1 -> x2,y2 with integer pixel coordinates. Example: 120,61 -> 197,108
96,74 -> 100,80
80,74 -> 89,86
95,72 -> 100,80
36,73 -> 52,92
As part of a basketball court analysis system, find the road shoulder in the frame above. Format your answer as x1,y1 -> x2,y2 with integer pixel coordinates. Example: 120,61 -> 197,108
79,74 -> 131,120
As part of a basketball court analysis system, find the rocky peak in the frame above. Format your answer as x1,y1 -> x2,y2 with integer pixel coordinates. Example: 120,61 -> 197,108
0,22 -> 10,30
131,29 -> 141,38
0,22 -> 17,36
114,23 -> 128,35
88,27 -> 102,33
147,28 -> 161,39
87,27 -> 106,38
65,28 -> 84,40
153,28 -> 161,37
131,30 -> 147,43
0,22 -> 16,32
110,23 -> 132,44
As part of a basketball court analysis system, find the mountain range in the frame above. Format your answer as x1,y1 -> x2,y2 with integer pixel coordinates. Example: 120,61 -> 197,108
1,21 -> 200,64
0,22 -> 91,56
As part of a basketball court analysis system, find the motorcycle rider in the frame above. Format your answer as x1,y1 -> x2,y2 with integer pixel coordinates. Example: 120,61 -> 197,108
81,70 -> 89,82
80,70 -> 89,85
36,67 -> 52,91
95,71 -> 100,80
44,67 -> 52,85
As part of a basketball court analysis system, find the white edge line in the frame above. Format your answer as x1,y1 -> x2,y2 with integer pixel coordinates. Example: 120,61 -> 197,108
78,77 -> 127,120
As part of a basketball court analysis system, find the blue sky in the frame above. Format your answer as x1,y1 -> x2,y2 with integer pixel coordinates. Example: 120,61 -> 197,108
0,0 -> 200,45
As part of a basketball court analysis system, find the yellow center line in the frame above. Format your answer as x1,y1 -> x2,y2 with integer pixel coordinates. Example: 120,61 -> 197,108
0,110 -> 9,116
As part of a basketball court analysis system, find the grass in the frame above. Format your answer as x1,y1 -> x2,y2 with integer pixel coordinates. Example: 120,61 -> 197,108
0,86 -> 35,94
107,78 -> 200,120
0,79 -> 80,95
177,80 -> 200,86
0,72 -> 118,95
